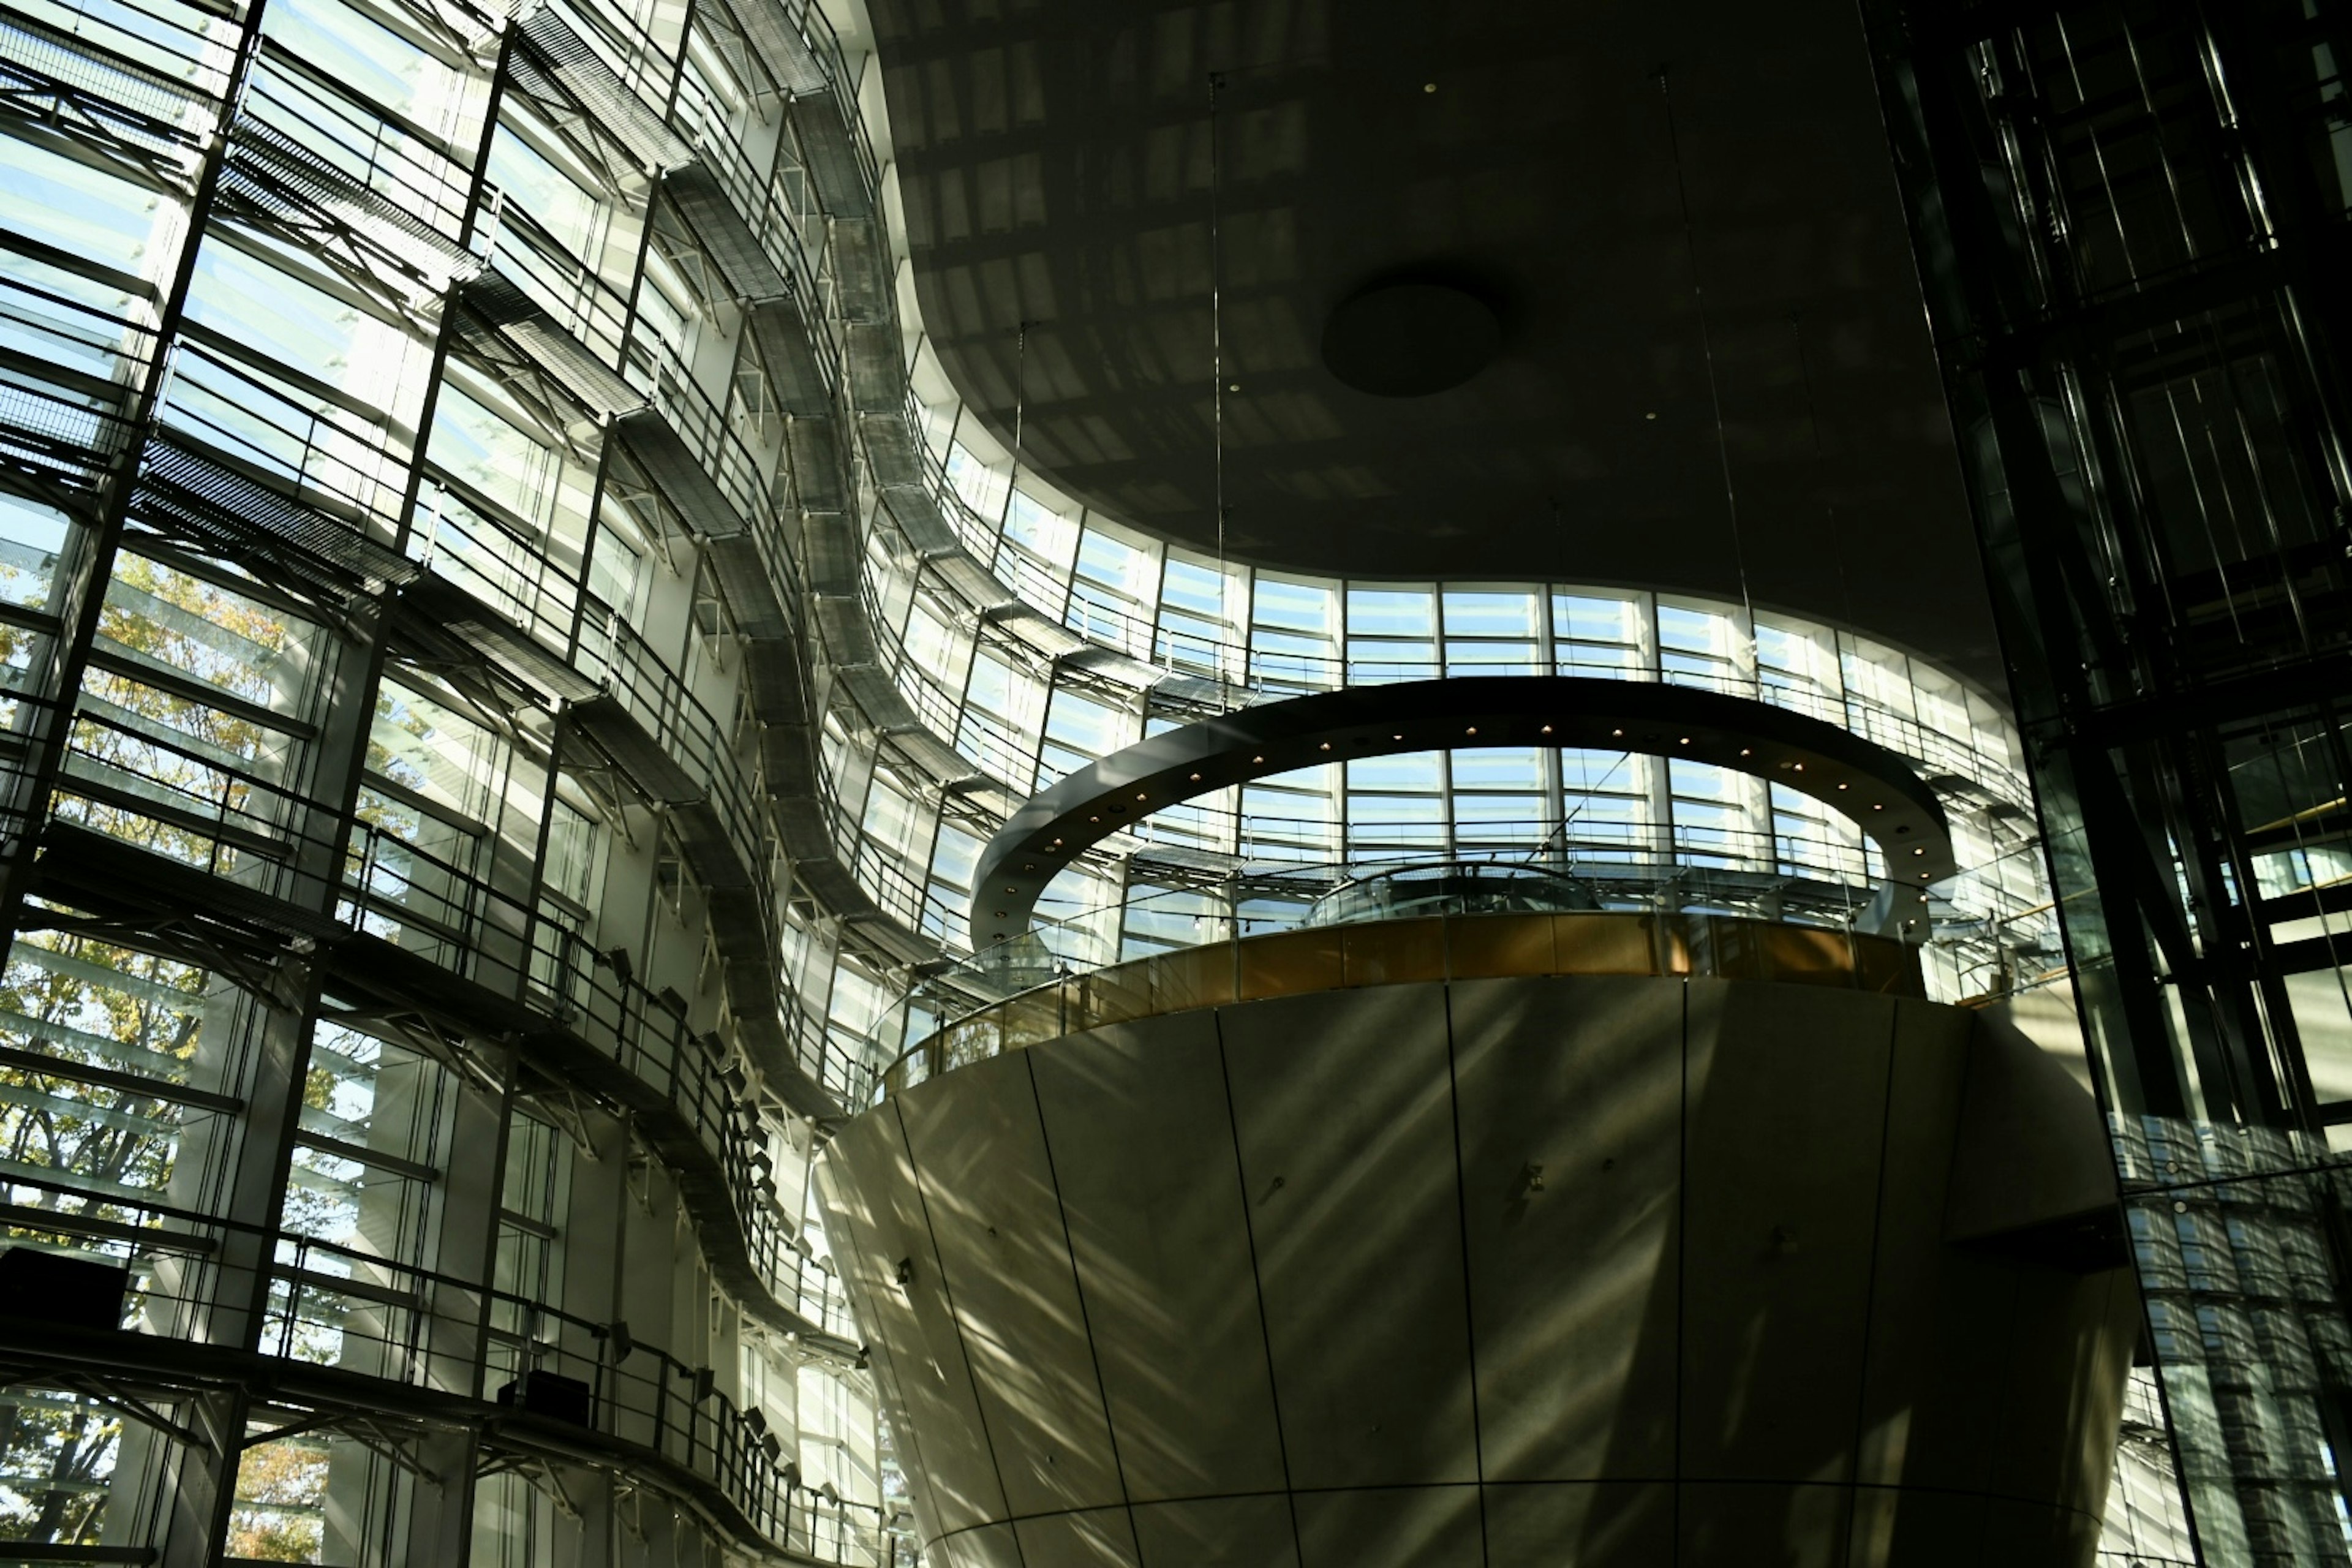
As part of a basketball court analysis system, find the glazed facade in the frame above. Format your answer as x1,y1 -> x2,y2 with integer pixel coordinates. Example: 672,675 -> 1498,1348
1866,0 -> 2352,1559
866,425 -> 2054,1012
0,0 -> 2078,1558
0,0 -> 901,1556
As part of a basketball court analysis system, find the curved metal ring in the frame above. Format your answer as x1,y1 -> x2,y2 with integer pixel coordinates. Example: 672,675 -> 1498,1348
970,676 -> 1957,943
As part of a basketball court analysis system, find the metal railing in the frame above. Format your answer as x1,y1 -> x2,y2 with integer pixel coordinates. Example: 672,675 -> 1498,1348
39,711 -> 858,1331
0,1170 -> 881,1563
339,821 -> 861,1330
873,835 -> 2057,1072
858,428 -> 2034,831
878,902 -> 1929,1099
157,341 -> 414,539
483,195 -> 636,368
575,594 -> 771,890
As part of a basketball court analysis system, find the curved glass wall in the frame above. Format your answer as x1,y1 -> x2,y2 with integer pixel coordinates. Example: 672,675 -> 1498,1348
845,451 -> 2052,1007
0,0 -> 916,1555
812,285 -> 2048,1017
0,0 -> 2081,1551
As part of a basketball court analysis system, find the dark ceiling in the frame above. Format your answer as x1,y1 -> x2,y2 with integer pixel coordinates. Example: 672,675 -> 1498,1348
866,0 -> 2003,685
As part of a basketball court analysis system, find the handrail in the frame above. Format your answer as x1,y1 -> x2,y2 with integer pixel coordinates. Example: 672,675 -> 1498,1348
673,69 -> 831,315
876,847 -> 2062,1066
635,337 -> 796,564
342,824 -> 861,1329
574,594 -> 771,886
157,341 -> 412,537
483,194 -> 636,368
414,478 -> 586,653
40,720 -> 858,1332
865,396 -> 2032,827
0,1170 -> 881,1564
878,906 -> 1929,1101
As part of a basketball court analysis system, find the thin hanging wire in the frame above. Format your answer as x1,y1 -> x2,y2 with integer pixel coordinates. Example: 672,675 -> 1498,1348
1523,748 -> 1638,869
1788,317 -> 1868,938
1208,70 -> 1232,701
1786,311 -> 1855,633
1657,68 -> 1755,631
1001,320 -> 1028,535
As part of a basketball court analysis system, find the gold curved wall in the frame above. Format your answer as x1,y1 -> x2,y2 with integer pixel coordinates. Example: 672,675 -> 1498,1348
889,911 -> 1923,1096
826,963 -> 2135,1568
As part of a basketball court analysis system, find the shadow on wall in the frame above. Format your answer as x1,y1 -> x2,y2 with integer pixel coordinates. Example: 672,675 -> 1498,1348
818,974 -> 2138,1568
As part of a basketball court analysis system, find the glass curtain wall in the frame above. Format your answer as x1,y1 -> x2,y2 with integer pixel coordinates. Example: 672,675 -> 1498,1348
0,0 -> 911,1556
1866,0 -> 2352,1561
869,513 -> 2049,1003
0,0 -> 2183,1549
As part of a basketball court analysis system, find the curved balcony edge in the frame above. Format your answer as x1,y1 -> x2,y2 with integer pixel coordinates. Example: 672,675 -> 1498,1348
26,823 -> 857,1355
883,908 -> 1926,1099
0,1299 -> 881,1567
971,676 -> 1958,944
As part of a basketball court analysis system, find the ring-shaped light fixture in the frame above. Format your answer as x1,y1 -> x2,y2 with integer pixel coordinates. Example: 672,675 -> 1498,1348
970,677 -> 1956,943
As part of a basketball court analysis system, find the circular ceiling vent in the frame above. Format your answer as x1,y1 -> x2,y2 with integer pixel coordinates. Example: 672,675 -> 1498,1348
1321,281 -> 1501,398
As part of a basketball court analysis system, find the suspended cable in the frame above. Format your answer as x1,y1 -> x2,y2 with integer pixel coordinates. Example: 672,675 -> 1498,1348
1790,321 -> 1884,939
1208,70 -> 1231,701
1787,311 -> 1855,633
1001,319 -> 1028,533
1657,68 -> 1755,631
1524,747 -> 1638,868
